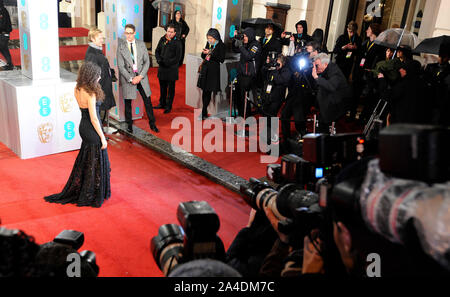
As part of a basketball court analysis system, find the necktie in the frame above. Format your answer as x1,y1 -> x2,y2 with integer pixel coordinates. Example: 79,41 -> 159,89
130,42 -> 135,63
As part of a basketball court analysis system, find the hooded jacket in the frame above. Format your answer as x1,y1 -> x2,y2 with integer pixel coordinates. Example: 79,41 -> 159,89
282,20 -> 312,48
233,27 -> 262,77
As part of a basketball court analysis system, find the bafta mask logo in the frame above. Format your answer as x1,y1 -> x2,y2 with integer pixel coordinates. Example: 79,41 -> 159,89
59,93 -> 74,113
37,123 -> 54,144
21,11 -> 28,29
23,54 -> 30,71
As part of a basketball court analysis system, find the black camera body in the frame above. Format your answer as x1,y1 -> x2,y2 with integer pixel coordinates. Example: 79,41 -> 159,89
233,26 -> 244,40
151,201 -> 225,276
52,230 -> 99,276
378,124 -> 450,183
266,51 -> 280,69
268,133 -> 366,189
239,178 -> 320,248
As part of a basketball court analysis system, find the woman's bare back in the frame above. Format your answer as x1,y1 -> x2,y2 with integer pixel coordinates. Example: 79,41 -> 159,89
75,87 -> 95,109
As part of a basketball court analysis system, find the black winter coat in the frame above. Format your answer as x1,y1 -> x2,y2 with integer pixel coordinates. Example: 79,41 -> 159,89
84,45 -> 116,110
390,75 -> 431,125
315,62 -> 351,123
260,35 -> 282,65
155,36 -> 182,81
424,62 -> 450,126
261,65 -> 291,104
168,18 -> 190,41
333,33 -> 362,78
233,39 -> 262,77
198,41 -> 226,92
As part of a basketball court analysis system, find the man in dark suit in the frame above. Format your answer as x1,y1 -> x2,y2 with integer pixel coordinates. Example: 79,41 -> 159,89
117,24 -> 158,133
258,24 -> 282,88
312,53 -> 352,132
154,24 -> 182,114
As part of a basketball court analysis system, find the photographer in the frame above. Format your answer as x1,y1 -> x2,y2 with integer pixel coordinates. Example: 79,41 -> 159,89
424,42 -> 450,126
333,21 -> 362,80
351,23 -> 384,122
260,24 -> 282,68
281,20 -> 312,55
232,27 -> 262,118
312,53 -> 351,133
258,24 -> 282,89
280,41 -> 320,151
259,207 -> 325,277
388,60 -> 431,125
260,54 -> 291,148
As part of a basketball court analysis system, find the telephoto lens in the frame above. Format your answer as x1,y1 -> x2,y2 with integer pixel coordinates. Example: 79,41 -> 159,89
151,224 -> 185,276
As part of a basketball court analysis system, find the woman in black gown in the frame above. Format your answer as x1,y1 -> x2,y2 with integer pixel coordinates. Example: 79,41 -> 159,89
197,28 -> 225,120
44,62 -> 111,208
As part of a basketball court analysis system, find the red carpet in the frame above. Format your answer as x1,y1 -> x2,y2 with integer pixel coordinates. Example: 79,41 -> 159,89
0,135 -> 251,276
136,65 -> 279,181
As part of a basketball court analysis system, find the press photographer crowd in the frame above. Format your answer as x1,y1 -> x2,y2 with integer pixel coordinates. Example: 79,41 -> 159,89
1,16 -> 449,279
150,19 -> 450,278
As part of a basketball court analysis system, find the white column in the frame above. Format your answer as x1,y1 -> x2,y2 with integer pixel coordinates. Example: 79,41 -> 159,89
419,0 -> 450,39
17,0 -> 60,80
283,0 -> 309,33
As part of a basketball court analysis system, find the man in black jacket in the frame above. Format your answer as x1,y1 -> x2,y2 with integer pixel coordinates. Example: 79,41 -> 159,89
154,24 -> 182,114
312,53 -> 351,132
333,21 -> 362,81
424,43 -> 450,126
233,27 -> 262,118
279,41 -> 319,152
258,24 -> 282,90
0,0 -> 13,70
261,54 -> 291,147
389,60 -> 431,125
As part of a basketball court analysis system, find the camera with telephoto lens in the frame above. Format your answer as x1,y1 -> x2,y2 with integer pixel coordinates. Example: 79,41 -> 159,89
240,178 -> 323,248
151,201 -> 225,276
317,124 -> 450,273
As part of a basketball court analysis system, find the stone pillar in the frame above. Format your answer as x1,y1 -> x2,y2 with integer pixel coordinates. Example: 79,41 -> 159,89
104,0 -> 145,122
211,0 -> 243,50
17,0 -> 60,80
283,0 -> 309,34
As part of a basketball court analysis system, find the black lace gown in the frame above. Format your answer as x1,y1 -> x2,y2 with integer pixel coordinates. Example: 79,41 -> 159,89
44,105 -> 111,208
